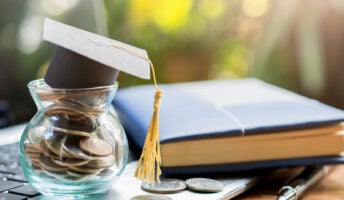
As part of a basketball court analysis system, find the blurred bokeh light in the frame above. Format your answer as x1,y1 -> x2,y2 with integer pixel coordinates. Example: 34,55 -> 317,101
0,0 -> 343,125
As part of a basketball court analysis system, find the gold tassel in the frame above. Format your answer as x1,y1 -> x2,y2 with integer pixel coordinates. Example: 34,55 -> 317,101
111,44 -> 162,184
135,87 -> 162,184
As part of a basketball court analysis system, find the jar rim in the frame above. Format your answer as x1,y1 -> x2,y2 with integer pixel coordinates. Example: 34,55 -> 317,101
27,79 -> 118,93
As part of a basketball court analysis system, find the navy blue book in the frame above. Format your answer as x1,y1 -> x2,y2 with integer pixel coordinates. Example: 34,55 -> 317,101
113,78 -> 344,175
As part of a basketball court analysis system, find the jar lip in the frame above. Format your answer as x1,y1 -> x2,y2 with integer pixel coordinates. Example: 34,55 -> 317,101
28,79 -> 118,92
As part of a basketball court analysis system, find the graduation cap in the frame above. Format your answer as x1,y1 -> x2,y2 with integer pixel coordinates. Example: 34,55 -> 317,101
43,18 -> 150,88
42,18 -> 162,185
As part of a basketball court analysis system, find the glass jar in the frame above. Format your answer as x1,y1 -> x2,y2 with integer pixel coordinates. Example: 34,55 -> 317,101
19,79 -> 128,197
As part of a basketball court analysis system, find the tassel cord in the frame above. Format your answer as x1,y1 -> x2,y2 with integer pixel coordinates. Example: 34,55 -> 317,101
111,44 -> 162,184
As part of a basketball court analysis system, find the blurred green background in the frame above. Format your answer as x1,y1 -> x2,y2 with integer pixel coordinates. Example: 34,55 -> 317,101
0,0 -> 343,125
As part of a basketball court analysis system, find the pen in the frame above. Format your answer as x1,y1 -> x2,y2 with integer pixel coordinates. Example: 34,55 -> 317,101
276,166 -> 328,200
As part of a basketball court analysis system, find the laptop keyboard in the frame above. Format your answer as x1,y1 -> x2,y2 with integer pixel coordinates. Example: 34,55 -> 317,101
0,142 -> 40,200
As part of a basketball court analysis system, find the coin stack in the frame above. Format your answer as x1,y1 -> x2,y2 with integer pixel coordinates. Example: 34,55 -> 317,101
24,95 -> 117,181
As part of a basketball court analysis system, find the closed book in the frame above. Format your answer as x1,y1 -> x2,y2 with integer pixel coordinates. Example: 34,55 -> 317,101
113,78 -> 344,174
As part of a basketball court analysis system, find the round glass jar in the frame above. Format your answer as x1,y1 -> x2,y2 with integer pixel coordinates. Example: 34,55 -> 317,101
19,79 -> 128,197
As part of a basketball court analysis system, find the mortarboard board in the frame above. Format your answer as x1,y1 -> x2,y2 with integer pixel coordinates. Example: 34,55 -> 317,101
43,18 -> 150,89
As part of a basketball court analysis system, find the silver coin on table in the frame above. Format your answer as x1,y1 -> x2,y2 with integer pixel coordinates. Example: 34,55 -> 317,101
141,179 -> 186,194
185,178 -> 224,193
131,194 -> 172,200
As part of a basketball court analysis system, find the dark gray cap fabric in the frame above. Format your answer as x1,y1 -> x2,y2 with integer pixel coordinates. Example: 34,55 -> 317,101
43,18 -> 150,88
45,46 -> 120,88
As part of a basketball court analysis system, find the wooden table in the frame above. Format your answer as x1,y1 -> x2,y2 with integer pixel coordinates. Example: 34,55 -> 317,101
237,165 -> 344,200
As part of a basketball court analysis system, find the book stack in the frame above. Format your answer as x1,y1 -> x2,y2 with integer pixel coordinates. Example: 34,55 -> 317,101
113,78 -> 344,175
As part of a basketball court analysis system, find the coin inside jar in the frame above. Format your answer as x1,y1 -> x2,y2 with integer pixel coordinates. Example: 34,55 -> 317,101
67,170 -> 99,180
45,107 -> 96,133
59,98 -> 105,114
68,165 -> 103,174
185,178 -> 224,193
62,136 -> 96,160
86,154 -> 115,168
53,127 -> 90,137
24,143 -> 40,153
44,135 -> 74,159
52,158 -> 89,167
27,127 -> 46,144
141,179 -> 186,194
39,140 -> 60,159
79,137 -> 112,157
39,154 -> 68,172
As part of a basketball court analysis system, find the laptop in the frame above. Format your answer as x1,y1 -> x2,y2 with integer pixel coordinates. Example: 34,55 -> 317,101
0,124 -> 40,200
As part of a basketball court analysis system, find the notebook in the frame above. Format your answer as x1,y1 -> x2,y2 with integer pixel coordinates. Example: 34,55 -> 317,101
113,78 -> 344,175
